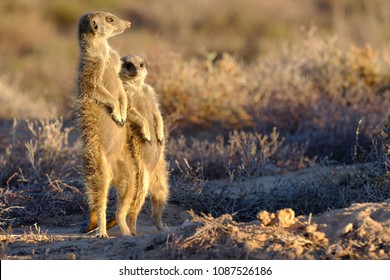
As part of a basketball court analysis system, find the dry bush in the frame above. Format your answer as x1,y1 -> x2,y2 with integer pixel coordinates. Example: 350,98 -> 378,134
0,119 -> 83,226
167,128 -> 314,180
351,117 -> 390,196
247,32 -> 389,160
0,76 -> 58,119
149,52 -> 253,129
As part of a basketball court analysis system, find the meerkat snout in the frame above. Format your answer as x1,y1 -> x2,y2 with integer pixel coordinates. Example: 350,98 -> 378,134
120,55 -> 148,84
123,61 -> 137,77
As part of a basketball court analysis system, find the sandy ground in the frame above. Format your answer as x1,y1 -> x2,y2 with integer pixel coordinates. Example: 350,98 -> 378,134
1,195 -> 389,260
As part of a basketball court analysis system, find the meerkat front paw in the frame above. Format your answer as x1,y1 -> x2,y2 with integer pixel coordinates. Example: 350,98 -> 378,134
111,106 -> 123,126
142,123 -> 152,143
157,130 -> 164,145
120,103 -> 127,126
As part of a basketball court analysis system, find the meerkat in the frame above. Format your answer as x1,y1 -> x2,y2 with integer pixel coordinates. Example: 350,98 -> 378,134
76,11 -> 147,238
120,55 -> 169,235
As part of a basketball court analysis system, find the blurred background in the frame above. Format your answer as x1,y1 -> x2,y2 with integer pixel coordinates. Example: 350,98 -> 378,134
1,0 -> 389,118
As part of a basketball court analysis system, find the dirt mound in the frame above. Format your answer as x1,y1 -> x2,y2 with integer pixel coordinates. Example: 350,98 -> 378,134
174,202 -> 389,260
1,200 -> 389,260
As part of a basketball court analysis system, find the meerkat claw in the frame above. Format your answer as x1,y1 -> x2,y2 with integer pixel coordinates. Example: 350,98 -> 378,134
113,117 -> 124,127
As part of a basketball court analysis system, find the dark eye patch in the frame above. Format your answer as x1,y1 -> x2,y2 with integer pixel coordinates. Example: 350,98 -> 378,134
140,63 -> 144,68
106,17 -> 114,23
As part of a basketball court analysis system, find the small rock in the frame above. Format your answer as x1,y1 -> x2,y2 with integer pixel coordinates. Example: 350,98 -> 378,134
337,223 -> 353,236
65,253 -> 77,260
309,231 -> 326,242
257,210 -> 273,226
305,224 -> 317,233
275,208 -> 295,228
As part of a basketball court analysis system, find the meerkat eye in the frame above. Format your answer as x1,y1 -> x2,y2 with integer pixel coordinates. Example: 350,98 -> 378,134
140,63 -> 144,68
106,17 -> 114,23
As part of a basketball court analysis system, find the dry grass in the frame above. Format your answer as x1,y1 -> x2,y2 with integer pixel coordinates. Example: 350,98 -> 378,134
0,76 -> 58,119
167,128 -> 314,180
0,223 -> 51,259
0,119 -> 83,225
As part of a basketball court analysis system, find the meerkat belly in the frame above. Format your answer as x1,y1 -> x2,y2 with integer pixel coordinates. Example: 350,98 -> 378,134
133,96 -> 155,131
100,115 -> 126,153
133,96 -> 161,171
103,70 -> 122,99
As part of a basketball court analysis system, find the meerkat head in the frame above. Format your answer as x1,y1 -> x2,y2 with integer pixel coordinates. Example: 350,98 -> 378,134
120,55 -> 148,86
78,11 -> 131,41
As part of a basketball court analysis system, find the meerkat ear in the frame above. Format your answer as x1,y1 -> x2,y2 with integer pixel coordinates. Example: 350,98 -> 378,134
90,20 -> 99,33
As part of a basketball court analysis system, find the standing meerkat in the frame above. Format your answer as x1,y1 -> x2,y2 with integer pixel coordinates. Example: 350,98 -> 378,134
119,54 -> 169,235
77,11 -> 148,238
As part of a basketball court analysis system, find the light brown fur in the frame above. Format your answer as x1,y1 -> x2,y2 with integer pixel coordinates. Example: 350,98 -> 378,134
76,11 -> 136,237
119,55 -> 169,235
